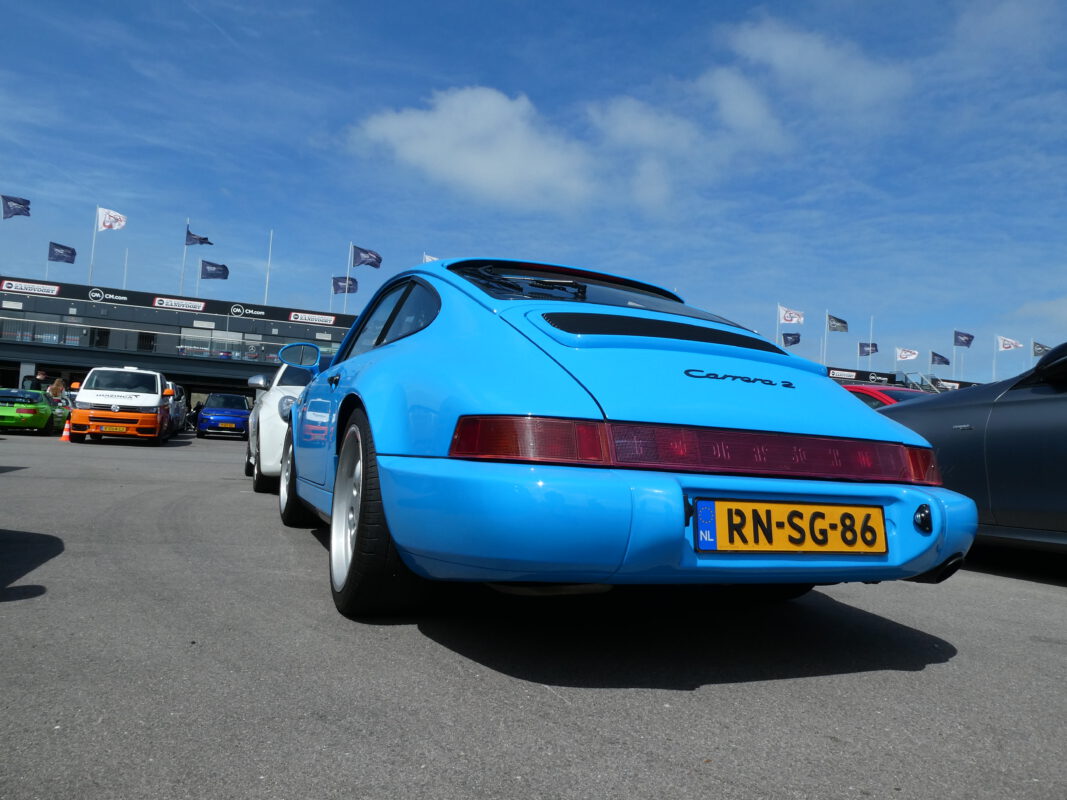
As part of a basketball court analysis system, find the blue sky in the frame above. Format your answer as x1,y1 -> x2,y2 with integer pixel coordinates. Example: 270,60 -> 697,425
2,0 -> 1064,381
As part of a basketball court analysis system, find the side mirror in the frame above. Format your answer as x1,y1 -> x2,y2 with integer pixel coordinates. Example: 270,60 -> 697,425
278,342 -> 322,369
247,374 -> 270,390
71,382 -> 81,390
163,388 -> 174,397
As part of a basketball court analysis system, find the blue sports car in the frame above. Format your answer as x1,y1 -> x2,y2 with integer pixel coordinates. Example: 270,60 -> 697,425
277,258 -> 977,617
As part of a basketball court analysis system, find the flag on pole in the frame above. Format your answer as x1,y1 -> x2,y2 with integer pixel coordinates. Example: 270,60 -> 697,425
931,351 -> 950,366
778,305 -> 804,324
47,242 -> 76,263
422,253 -> 439,263
351,245 -> 382,268
997,335 -> 1023,351
896,347 -> 919,361
97,207 -> 127,231
827,314 -> 848,332
2,195 -> 30,219
1033,341 -> 1052,357
200,261 -> 229,279
858,342 -> 878,357
332,276 -> 358,294
953,330 -> 974,348
782,332 -> 800,347
186,226 -> 212,245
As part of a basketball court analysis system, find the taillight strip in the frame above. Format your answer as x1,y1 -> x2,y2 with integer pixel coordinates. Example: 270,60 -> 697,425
449,416 -> 941,486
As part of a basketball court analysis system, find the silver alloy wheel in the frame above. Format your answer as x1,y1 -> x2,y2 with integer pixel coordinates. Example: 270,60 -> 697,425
279,438 -> 293,510
330,426 -> 363,592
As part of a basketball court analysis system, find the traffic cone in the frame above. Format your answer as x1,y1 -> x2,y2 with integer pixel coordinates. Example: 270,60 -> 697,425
59,419 -> 71,441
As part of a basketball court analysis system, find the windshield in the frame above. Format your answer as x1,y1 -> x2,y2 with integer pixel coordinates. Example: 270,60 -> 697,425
451,261 -> 741,327
83,370 -> 159,393
205,394 -> 250,410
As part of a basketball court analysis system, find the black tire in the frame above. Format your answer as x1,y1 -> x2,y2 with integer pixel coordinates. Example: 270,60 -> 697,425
89,433 -> 103,441
37,415 -> 55,436
69,432 -> 86,443
251,439 -> 278,493
196,430 -> 205,439
329,409 -> 426,617
279,429 -> 316,526
244,442 -> 254,477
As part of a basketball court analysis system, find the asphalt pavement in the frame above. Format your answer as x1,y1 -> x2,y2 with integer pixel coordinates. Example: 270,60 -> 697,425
2,431 -> 1065,800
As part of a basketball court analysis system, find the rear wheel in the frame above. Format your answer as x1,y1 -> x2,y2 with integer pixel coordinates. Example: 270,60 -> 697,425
279,429 -> 316,526
196,430 -> 205,439
330,410 -> 425,617
37,415 -> 54,436
69,432 -> 86,443
244,442 -> 254,477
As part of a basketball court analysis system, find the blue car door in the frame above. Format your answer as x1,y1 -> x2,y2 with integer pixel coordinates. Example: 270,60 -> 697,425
297,282 -> 410,486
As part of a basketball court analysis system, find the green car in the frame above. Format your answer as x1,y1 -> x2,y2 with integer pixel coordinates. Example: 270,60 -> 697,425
0,388 -> 71,435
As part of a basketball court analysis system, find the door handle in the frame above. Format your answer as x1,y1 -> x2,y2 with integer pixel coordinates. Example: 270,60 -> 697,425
327,374 -> 340,388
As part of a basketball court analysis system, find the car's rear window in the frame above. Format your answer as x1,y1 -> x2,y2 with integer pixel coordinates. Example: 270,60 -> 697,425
0,389 -> 43,403
83,370 -> 159,393
451,261 -> 740,327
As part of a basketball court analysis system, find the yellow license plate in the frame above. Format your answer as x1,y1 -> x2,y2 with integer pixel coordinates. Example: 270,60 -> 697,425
694,499 -> 887,554
219,422 -> 236,428
101,425 -> 127,432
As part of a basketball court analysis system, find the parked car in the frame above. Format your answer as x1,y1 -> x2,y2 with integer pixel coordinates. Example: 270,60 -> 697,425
881,341 -> 1067,552
196,393 -> 251,439
277,258 -> 977,617
0,388 -> 70,435
843,384 -> 929,409
69,366 -> 173,444
166,381 -> 188,433
244,364 -> 315,492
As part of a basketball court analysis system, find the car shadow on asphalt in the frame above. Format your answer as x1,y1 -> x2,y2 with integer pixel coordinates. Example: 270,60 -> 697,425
418,584 -> 958,689
0,529 -> 64,602
963,543 -> 1067,589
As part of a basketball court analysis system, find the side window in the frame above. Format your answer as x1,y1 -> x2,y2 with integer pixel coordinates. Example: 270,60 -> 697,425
336,283 -> 408,363
380,282 -> 440,345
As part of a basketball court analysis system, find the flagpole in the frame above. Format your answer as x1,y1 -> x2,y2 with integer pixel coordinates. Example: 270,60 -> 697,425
343,241 -> 352,315
992,337 -> 997,381
821,309 -> 827,364
44,252 -> 49,281
263,229 -> 274,305
868,316 -> 874,371
196,258 -> 202,298
122,248 -> 129,289
88,206 -> 99,284
775,303 -> 780,350
180,218 -> 190,294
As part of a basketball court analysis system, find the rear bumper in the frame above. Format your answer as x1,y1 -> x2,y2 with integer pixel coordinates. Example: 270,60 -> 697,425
70,409 -> 166,438
375,456 -> 978,584
198,415 -> 249,435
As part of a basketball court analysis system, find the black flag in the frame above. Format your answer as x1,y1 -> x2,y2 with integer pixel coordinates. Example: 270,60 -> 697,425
827,314 -> 848,333
1033,341 -> 1052,357
351,245 -> 382,268
332,276 -> 358,294
782,332 -> 800,347
953,330 -> 974,348
858,342 -> 878,357
186,226 -> 213,245
931,351 -> 950,366
200,261 -> 229,279
47,242 -> 76,263
2,195 -> 30,219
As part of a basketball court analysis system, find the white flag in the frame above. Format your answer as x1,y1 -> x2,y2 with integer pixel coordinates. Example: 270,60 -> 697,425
778,304 -> 804,324
97,207 -> 127,231
997,335 -> 1023,351
421,253 -> 439,263
896,347 -> 919,361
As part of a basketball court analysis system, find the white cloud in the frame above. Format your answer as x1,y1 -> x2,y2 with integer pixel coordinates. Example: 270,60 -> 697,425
358,87 -> 594,208
695,67 -> 789,153
726,18 -> 912,117
951,0 -> 1059,64
587,96 -> 702,154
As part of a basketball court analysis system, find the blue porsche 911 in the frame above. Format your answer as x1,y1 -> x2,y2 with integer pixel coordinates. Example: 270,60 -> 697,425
277,258 -> 977,617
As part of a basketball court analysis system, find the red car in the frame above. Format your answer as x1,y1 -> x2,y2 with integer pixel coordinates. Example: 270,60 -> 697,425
843,384 -> 928,409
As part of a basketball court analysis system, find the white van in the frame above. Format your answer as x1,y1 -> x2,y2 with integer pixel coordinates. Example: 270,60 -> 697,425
69,366 -> 174,444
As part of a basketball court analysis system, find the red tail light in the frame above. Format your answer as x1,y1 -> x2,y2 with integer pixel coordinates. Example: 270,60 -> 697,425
16,408 -> 36,415
449,416 -> 941,485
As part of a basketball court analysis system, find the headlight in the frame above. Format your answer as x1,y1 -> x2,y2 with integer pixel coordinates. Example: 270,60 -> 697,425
74,401 -> 91,409
278,395 -> 296,421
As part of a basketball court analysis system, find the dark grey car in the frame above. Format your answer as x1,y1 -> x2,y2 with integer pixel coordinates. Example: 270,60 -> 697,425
881,341 -> 1067,551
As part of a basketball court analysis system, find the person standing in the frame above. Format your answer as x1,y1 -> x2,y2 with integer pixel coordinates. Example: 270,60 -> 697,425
47,378 -> 67,399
